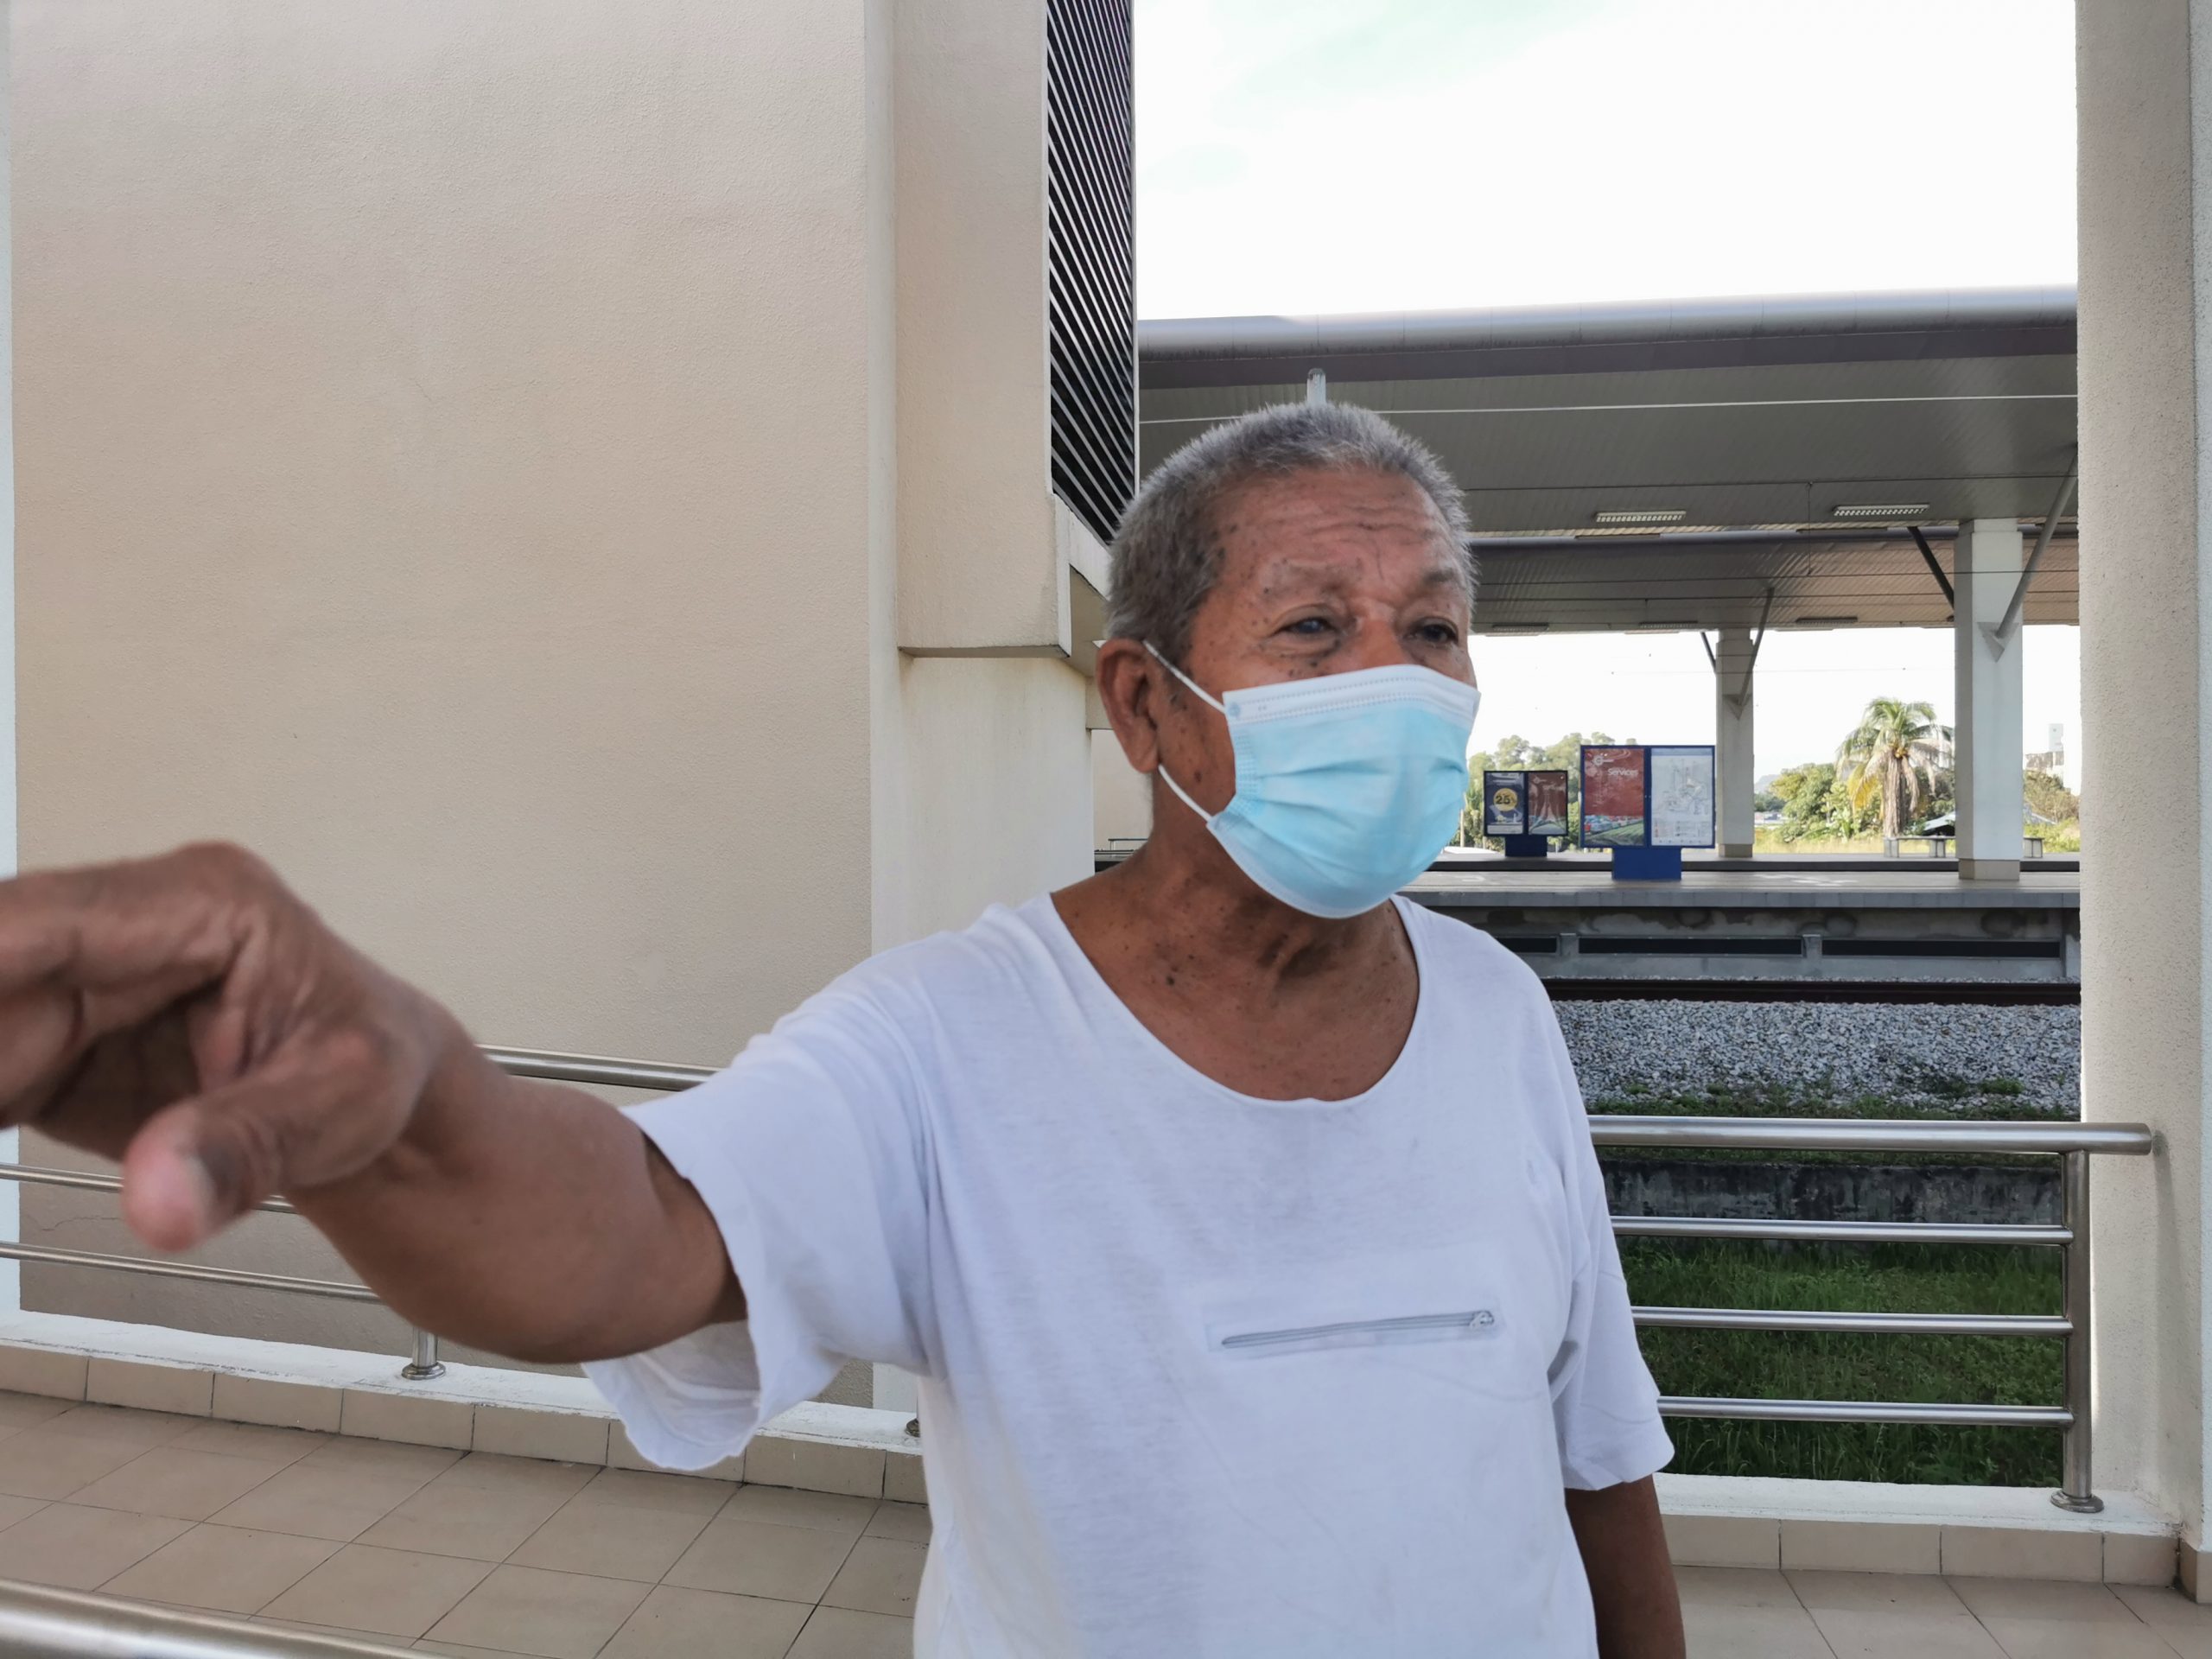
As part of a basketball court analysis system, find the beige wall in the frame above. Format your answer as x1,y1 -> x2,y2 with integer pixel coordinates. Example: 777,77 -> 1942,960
1091,731 -> 1153,851
901,657 -> 1093,942
12,0 -> 1095,1367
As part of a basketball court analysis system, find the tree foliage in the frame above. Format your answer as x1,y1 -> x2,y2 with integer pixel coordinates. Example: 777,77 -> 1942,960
2024,769 -> 2078,825
1835,697 -> 1950,840
1459,731 -> 1617,845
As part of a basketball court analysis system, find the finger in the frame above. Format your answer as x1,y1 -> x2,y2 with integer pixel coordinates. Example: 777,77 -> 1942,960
118,1053 -> 401,1250
117,1105 -> 222,1252
0,854 -> 240,994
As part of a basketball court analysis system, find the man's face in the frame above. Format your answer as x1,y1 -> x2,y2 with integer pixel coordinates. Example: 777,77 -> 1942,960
1151,467 -> 1474,817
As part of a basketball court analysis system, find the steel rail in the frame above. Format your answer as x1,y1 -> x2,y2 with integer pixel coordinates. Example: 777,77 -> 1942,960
1634,1306 -> 2069,1337
1614,1217 -> 2069,1246
0,1243 -> 376,1302
1590,1116 -> 2152,1156
1658,1395 -> 2070,1427
0,1576 -> 415,1659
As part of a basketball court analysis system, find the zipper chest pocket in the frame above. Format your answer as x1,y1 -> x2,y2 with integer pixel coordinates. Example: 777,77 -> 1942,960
1213,1307 -> 1500,1359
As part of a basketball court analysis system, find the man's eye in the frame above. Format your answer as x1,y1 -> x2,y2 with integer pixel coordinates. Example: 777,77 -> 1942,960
1284,617 -> 1332,636
1416,622 -> 1462,644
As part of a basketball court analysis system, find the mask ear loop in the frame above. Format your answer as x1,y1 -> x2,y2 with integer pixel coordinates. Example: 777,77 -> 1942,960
1143,642 -> 1226,827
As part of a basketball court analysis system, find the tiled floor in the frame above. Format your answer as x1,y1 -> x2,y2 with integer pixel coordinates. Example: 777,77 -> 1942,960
1680,1565 -> 2212,1657
0,1393 -> 918,1658
0,1390 -> 2201,1656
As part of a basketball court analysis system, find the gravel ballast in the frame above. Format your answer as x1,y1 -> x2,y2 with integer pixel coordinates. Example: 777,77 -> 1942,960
1554,997 -> 2080,1116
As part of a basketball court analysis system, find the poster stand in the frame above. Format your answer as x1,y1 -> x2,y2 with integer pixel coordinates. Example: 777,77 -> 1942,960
1501,834 -> 1551,858
1580,743 -> 1713,881
1611,846 -> 1683,881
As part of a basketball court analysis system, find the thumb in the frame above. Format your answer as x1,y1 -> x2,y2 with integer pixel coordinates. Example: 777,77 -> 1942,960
118,1072 -> 334,1251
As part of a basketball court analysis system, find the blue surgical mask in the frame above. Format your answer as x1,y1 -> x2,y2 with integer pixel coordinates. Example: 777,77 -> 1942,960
1146,644 -> 1480,918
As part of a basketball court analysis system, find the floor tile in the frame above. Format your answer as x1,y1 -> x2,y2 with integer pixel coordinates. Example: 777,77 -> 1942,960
425,1564 -> 651,1659
209,1455 -> 442,1543
1789,1570 -> 1973,1616
43,1406 -> 200,1450
416,1642 -> 531,1659
600,1585 -> 813,1659
1810,1609 -> 2008,1658
296,1438 -> 464,1482
0,1427 -> 152,1498
863,1502 -> 930,1544
2113,1584 -> 2212,1657
434,1454 -> 597,1499
664,1513 -> 860,1604
71,1446 -> 281,1521
1979,1618 -> 2184,1658
788,1605 -> 916,1659
0,1501 -> 190,1589
821,1537 -> 925,1618
569,1467 -> 735,1518
720,1486 -> 875,1537
168,1422 -> 330,1466
508,1492 -> 715,1583
354,1469 -> 579,1562
1675,1567 -> 1803,1611
1682,1600 -> 1837,1658
1948,1577 -> 2145,1624
101,1522 -> 340,1614
0,1394 -> 75,1432
263,1543 -> 494,1639
257,1614 -> 399,1639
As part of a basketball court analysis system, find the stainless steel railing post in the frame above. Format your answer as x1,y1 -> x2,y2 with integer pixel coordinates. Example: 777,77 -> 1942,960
400,1327 -> 445,1382
2054,1147 -> 2101,1513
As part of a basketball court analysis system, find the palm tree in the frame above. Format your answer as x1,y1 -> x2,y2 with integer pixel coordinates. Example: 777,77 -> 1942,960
1836,697 -> 1950,840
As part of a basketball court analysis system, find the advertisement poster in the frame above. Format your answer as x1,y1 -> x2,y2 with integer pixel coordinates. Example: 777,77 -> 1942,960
1526,771 -> 1569,836
1649,746 -> 1716,848
1483,771 -> 1526,837
1580,747 -> 1648,847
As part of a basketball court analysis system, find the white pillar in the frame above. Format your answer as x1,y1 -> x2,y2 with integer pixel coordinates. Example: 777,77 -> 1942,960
2079,0 -> 2212,1580
1953,519 -> 2024,880
1713,626 -> 1755,858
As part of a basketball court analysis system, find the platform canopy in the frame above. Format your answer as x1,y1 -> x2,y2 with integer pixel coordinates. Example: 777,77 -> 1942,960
1138,288 -> 2077,635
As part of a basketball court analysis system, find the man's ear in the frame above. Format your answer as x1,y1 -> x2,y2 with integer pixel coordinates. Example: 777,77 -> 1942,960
1093,638 -> 1165,775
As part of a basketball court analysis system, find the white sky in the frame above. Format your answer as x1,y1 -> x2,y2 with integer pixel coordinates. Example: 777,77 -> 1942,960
1134,0 -> 2082,779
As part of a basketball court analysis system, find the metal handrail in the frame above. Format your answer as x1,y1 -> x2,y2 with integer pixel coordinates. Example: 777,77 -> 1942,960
1589,1115 -> 2154,1155
0,1577 -> 414,1659
480,1046 -> 715,1091
0,1046 -> 2158,1516
1591,1109 -> 2151,1515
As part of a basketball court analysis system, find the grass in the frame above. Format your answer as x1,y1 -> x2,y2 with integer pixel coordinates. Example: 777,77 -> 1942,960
1594,1082 -> 2069,1485
1626,1239 -> 2062,1485
1748,821 -> 2081,855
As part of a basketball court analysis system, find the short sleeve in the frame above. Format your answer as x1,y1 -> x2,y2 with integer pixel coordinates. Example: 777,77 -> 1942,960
1539,1015 -> 1675,1491
583,986 -> 933,1471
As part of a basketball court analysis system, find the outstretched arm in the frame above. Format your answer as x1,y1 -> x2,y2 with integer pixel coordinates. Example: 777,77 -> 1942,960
0,842 -> 740,1363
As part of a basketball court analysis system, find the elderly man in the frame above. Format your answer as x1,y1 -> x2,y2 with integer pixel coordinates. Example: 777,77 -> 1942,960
0,404 -> 1681,1656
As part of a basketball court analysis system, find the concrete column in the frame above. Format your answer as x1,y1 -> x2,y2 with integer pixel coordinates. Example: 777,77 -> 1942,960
2079,0 -> 2212,1573
1953,519 -> 2025,880
1713,626 -> 1755,858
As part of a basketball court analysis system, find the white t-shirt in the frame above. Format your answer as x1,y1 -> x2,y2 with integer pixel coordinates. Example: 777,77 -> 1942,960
586,894 -> 1671,1657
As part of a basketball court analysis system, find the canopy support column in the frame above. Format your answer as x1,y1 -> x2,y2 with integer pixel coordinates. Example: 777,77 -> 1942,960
1954,518 -> 2026,881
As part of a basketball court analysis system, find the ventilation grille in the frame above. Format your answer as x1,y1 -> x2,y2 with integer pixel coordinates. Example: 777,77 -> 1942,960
1046,0 -> 1136,546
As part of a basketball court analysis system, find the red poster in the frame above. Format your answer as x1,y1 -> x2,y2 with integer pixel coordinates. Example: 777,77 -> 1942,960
1580,747 -> 1649,848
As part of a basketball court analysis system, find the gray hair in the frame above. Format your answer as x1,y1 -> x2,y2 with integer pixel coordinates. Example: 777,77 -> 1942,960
1104,402 -> 1474,664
